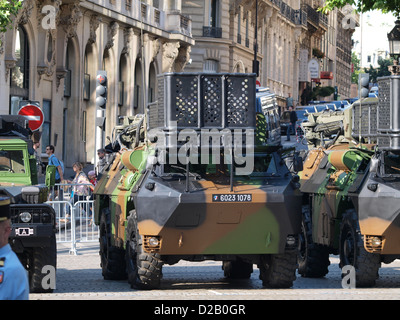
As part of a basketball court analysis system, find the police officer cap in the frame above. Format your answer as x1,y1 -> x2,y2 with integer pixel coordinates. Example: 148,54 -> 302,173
0,197 -> 11,222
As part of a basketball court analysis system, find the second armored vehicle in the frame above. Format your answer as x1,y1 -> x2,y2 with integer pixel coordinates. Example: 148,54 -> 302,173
298,76 -> 400,287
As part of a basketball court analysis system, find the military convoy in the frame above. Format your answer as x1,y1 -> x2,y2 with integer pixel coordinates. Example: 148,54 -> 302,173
93,73 -> 303,289
92,71 -> 400,289
0,115 -> 57,293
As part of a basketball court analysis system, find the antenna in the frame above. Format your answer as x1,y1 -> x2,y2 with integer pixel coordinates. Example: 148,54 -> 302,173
140,7 -> 148,146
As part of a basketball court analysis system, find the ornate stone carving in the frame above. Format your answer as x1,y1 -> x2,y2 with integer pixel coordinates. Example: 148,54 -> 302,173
88,14 -> 102,45
121,27 -> 133,55
17,0 -> 35,26
162,41 -> 180,73
175,45 -> 191,72
152,38 -> 161,62
58,3 -> 83,39
105,21 -> 119,50
56,68 -> 68,92
4,59 -> 16,82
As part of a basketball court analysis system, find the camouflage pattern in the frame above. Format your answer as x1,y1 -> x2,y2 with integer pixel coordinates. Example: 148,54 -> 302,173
94,73 -> 302,289
358,150 -> 400,255
298,85 -> 400,286
300,144 -> 373,247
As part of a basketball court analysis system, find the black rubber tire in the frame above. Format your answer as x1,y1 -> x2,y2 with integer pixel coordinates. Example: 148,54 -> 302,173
298,205 -> 330,278
99,208 -> 127,280
223,258 -> 253,279
126,211 -> 163,290
339,209 -> 381,287
258,251 -> 297,288
29,234 -> 57,293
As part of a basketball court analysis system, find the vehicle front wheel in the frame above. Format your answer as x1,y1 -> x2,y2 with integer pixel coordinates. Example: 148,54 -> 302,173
126,211 -> 163,290
298,205 -> 330,278
223,258 -> 253,279
258,251 -> 297,288
339,209 -> 381,287
99,208 -> 127,280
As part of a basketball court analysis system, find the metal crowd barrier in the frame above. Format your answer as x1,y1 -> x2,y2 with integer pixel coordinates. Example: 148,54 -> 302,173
46,183 -> 99,255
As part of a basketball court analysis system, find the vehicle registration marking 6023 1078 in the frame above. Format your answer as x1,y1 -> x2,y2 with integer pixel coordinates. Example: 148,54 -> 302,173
212,194 -> 252,202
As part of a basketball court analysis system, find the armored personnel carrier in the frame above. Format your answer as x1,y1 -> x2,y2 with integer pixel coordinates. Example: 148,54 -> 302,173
298,75 -> 400,287
93,73 -> 303,289
0,115 -> 57,293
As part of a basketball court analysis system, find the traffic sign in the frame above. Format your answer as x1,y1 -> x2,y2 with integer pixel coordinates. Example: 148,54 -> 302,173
18,104 -> 44,131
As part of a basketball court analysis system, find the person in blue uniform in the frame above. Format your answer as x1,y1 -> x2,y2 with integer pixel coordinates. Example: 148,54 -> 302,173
0,197 -> 29,300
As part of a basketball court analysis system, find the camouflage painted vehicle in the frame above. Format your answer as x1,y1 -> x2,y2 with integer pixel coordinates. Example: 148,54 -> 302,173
298,76 -> 400,287
93,73 -> 303,289
0,115 -> 57,293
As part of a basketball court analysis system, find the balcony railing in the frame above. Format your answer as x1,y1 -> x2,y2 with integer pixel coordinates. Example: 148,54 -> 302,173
294,9 -> 307,27
301,4 -> 328,29
269,0 -> 307,26
202,26 -> 222,38
85,0 -> 192,37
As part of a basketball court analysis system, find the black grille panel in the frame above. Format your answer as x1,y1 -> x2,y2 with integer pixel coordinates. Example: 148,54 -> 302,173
10,204 -> 55,225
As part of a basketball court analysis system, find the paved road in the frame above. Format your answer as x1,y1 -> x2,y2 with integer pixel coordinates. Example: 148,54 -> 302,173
30,138 -> 400,302
29,242 -> 400,301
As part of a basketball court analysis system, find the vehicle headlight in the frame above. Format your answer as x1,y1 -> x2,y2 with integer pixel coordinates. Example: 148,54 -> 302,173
20,211 -> 32,223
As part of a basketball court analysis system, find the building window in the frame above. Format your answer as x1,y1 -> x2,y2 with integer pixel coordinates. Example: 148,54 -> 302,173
10,26 -> 29,114
204,59 -> 218,72
203,0 -> 222,38
210,0 -> 219,27
42,100 -> 51,153
237,8 -> 241,44
11,26 -> 29,90
245,15 -> 249,47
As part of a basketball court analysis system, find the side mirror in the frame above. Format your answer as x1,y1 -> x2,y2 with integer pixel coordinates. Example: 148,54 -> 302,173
293,154 -> 304,173
370,157 -> 380,174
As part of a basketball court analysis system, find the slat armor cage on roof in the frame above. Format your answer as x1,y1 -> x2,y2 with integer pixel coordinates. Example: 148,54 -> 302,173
148,73 -> 256,131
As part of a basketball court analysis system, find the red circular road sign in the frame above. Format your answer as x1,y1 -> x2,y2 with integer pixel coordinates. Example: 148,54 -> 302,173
18,104 -> 44,131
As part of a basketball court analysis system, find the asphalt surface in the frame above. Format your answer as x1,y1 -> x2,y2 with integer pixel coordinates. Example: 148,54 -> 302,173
29,240 -> 400,301
29,137 -> 400,303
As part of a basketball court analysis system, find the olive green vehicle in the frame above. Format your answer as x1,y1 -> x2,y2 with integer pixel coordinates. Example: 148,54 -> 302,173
298,75 -> 400,287
93,73 -> 303,289
0,115 -> 57,293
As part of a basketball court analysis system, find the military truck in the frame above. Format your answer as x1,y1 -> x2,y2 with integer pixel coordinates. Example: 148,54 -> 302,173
0,115 -> 57,293
298,75 -> 400,287
93,73 -> 303,289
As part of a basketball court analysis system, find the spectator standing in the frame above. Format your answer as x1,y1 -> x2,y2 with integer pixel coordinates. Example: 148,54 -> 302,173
0,197 -> 29,300
33,141 -> 43,176
286,106 -> 298,141
68,162 -> 90,202
286,93 -> 294,110
96,148 -> 108,174
88,170 -> 97,192
46,145 -> 64,183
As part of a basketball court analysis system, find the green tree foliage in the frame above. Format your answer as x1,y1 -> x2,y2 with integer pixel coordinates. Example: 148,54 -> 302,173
0,0 -> 22,33
312,86 -> 335,100
351,52 -> 361,84
365,57 -> 393,82
322,0 -> 400,17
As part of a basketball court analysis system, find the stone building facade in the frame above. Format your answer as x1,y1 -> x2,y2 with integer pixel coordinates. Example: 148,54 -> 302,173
0,0 -> 193,168
0,0 -> 356,168
182,0 -> 356,110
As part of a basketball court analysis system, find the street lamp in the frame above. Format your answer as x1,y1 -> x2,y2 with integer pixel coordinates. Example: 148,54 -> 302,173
387,19 -> 400,75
